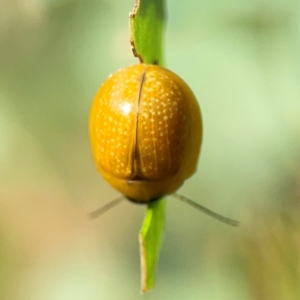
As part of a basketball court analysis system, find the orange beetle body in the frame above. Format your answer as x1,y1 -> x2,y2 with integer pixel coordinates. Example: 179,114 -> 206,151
89,64 -> 202,203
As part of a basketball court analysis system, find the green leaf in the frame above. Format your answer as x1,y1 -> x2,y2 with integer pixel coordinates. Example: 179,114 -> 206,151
129,0 -> 167,292
139,199 -> 166,293
130,0 -> 165,65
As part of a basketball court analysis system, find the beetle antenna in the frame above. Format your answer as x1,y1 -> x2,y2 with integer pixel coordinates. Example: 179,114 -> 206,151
88,196 -> 124,219
172,193 -> 239,227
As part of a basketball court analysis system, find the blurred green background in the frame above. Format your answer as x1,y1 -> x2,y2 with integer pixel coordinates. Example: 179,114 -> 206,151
1,0 -> 300,299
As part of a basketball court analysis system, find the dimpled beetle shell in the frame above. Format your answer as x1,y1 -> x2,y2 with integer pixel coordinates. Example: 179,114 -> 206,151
89,64 -> 202,203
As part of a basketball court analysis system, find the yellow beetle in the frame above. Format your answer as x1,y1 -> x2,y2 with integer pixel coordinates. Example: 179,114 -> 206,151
89,64 -> 202,203
89,64 -> 238,226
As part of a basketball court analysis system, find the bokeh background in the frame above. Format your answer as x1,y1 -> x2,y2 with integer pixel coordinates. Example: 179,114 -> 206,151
1,0 -> 300,299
